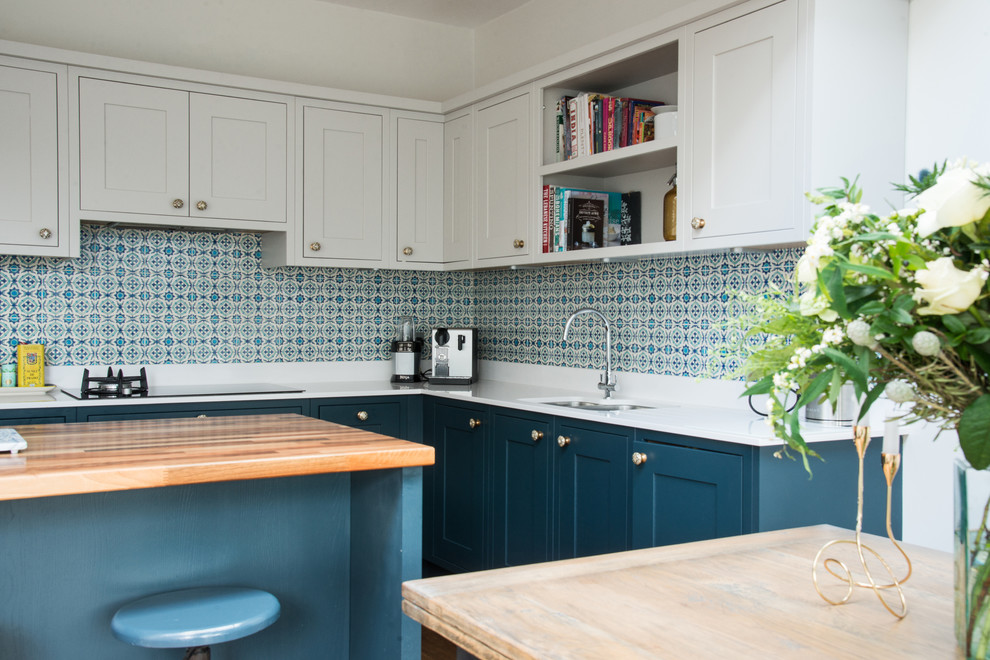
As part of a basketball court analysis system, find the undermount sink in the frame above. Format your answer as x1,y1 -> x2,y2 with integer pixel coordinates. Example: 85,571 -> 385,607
540,399 -> 657,412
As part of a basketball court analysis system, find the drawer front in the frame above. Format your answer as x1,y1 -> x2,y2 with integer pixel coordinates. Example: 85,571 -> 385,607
0,408 -> 77,425
77,400 -> 309,422
313,398 -> 406,439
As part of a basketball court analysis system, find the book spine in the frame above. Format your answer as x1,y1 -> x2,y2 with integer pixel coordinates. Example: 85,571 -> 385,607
605,98 -> 614,152
542,185 -> 550,253
567,98 -> 578,160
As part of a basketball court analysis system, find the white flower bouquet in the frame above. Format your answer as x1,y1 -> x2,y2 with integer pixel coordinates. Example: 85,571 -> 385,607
739,160 -> 990,472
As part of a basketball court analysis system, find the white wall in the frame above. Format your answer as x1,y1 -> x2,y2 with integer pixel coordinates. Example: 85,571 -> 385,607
900,0 -> 990,552
0,0 -> 474,101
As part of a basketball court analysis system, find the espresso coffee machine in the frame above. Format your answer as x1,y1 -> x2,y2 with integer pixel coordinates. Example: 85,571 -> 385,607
430,328 -> 478,385
391,316 -> 422,383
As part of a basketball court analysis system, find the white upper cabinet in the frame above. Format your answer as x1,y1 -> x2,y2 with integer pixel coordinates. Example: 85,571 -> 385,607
685,0 -> 907,250
75,72 -> 289,231
443,110 -> 473,267
475,90 -> 532,264
394,114 -> 446,266
0,57 -> 72,257
298,101 -> 386,265
688,0 -> 799,246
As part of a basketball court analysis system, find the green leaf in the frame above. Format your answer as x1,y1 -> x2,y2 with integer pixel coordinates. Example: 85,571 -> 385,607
820,264 -> 850,319
857,382 -> 885,422
855,301 -> 886,316
796,370 -> 834,408
742,378 -> 773,396
842,262 -> 897,281
959,395 -> 990,470
888,307 -> 915,326
944,314 -> 968,334
821,347 -> 869,391
968,328 -> 990,345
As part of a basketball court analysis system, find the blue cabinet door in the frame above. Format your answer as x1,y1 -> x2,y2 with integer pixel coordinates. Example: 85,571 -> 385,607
555,418 -> 631,560
426,399 -> 490,572
492,408 -> 553,567
0,407 -> 77,425
313,397 -> 407,439
76,399 -> 310,422
631,437 -> 745,549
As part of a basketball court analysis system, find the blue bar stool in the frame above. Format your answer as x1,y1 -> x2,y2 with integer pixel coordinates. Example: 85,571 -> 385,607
111,586 -> 280,659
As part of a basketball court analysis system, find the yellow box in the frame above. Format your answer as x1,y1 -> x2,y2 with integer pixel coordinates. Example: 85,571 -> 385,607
16,344 -> 45,387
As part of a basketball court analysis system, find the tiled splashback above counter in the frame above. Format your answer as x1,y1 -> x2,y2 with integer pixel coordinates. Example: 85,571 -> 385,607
0,226 -> 800,379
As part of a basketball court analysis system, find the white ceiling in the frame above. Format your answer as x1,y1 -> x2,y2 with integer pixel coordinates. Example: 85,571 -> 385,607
313,0 -> 532,28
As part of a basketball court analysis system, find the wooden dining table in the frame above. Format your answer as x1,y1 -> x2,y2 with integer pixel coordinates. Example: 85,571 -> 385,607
403,525 -> 958,658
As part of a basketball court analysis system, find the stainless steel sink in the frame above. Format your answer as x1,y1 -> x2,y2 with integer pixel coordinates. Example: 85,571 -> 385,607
542,399 -> 656,412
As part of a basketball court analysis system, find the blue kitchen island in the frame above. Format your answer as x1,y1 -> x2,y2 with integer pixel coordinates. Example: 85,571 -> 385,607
0,414 -> 432,659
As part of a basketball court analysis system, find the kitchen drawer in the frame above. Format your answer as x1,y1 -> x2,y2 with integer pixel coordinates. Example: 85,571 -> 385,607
313,397 -> 408,439
0,407 -> 77,425
76,399 -> 310,422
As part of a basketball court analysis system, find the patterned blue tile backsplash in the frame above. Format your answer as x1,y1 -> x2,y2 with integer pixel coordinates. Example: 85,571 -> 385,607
0,225 -> 800,379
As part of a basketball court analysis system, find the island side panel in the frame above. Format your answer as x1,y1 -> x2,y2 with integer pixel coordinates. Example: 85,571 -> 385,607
350,466 -> 424,660
0,473 -> 351,658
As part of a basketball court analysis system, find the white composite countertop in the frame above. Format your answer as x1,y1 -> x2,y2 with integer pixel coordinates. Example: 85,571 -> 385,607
0,360 -> 867,447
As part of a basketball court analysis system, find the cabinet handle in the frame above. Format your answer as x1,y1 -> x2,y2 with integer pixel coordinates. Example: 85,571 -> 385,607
632,452 -> 648,466
38,228 -> 52,240
557,435 -> 571,447
196,414 -> 208,418
356,411 -> 369,421
469,418 -> 482,429
403,247 -> 413,256
513,239 -> 525,249
530,430 -> 544,442
691,217 -> 706,230
309,242 -> 322,252
173,199 -> 185,209
196,200 -> 208,211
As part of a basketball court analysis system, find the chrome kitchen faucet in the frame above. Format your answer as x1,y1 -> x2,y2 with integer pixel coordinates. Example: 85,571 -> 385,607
563,308 -> 616,399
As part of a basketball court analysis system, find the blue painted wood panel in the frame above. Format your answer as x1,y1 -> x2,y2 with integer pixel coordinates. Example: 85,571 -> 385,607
426,400 -> 489,573
492,409 -> 553,567
0,407 -> 77,425
314,397 -> 407,438
631,439 -> 744,548
76,399 -> 310,422
555,419 -> 631,560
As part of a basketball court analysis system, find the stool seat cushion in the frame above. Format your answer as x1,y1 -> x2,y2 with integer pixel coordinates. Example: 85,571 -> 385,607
111,587 -> 280,648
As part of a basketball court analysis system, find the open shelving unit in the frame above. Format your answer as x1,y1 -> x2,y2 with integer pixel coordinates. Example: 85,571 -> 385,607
534,31 -> 683,264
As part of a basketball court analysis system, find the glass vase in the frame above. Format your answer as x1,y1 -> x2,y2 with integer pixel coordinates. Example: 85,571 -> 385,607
956,457 -> 990,658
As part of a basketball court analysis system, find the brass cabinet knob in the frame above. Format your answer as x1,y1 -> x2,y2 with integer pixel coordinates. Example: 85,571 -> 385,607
632,452 -> 648,466
38,228 -> 52,239
691,217 -> 706,230
531,429 -> 544,442
557,435 -> 571,447
309,242 -> 322,252
356,411 -> 369,421
513,239 -> 525,249
196,414 -> 208,418
403,247 -> 413,256
173,199 -> 185,209
196,200 -> 208,211
469,418 -> 482,429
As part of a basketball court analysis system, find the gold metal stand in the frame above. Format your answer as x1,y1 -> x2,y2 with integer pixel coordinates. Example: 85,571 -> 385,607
811,425 -> 912,618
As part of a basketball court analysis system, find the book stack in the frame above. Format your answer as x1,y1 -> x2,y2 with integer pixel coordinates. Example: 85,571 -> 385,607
542,186 -> 641,253
554,94 -> 662,162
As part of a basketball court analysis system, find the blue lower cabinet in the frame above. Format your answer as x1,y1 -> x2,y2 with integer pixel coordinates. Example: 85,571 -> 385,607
313,396 -> 408,439
631,436 -> 747,549
492,409 -> 553,567
425,399 -> 490,573
554,418 -> 631,560
76,399 -> 310,422
0,407 -> 77,425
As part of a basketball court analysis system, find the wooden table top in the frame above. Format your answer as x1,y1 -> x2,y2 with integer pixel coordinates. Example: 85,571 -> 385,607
0,414 -> 434,501
403,525 -> 959,659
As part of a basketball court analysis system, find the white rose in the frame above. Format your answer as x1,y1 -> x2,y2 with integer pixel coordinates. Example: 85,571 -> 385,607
915,165 -> 990,237
914,256 -> 986,315
799,290 -> 838,322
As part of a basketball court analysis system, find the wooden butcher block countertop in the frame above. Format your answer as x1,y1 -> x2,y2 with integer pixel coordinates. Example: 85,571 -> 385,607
403,525 -> 957,659
0,414 -> 434,501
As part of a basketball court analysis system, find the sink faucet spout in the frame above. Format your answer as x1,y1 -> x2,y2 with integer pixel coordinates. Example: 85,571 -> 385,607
563,308 -> 616,399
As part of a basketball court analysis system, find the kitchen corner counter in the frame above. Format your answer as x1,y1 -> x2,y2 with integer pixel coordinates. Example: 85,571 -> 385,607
2,413 -> 434,500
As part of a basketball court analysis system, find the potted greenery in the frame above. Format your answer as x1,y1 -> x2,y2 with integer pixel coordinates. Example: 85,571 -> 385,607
737,159 -> 990,656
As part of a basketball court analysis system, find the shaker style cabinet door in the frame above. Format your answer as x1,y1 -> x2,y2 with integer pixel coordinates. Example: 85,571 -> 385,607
442,110 -> 473,265
188,93 -> 287,224
475,92 -> 531,262
688,0 -> 799,246
301,104 -> 384,263
78,77 -> 189,217
395,116 -> 444,264
0,60 -> 67,255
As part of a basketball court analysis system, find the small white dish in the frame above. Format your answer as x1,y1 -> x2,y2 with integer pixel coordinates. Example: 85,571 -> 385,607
0,385 -> 58,403
651,105 -> 678,114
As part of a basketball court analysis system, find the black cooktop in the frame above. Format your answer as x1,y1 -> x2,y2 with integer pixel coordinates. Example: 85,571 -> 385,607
62,383 -> 305,400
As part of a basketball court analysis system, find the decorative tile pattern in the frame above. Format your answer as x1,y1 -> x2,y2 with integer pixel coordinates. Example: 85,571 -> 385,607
0,225 -> 799,379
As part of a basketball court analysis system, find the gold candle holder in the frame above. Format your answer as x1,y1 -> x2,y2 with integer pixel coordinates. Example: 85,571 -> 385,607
811,425 -> 912,618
